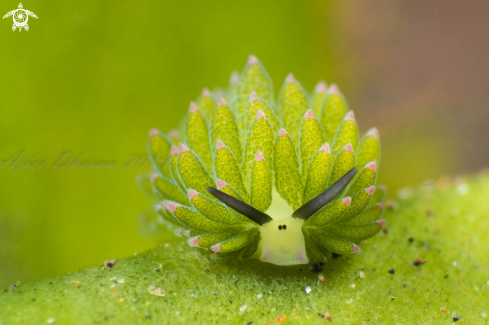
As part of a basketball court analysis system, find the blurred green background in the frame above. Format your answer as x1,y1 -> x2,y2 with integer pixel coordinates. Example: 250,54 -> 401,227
1,0 -> 488,288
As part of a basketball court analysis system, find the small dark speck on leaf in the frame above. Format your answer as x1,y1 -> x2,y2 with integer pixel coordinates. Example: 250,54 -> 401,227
310,263 -> 323,273
229,300 -> 233,304
383,228 -> 389,235
408,237 -> 414,243
246,322 -> 253,325
388,268 -> 395,275
444,274 -> 449,279
154,267 -> 161,272
413,259 -> 426,267
332,252 -> 341,259
212,291 -> 217,296
204,269 -> 209,273
104,259 -> 116,268
9,284 -> 17,291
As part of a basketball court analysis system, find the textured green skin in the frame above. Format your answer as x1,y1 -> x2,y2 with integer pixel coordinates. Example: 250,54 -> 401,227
210,103 -> 242,160
303,145 -> 332,202
250,158 -> 272,212
153,175 -> 190,206
319,93 -> 349,144
345,204 -> 384,225
177,149 -> 214,194
338,189 -> 373,223
304,198 -> 350,227
311,87 -> 327,117
148,132 -> 172,179
213,228 -> 259,252
170,149 -> 186,192
240,232 -> 261,259
156,205 -> 180,225
245,99 -> 280,134
368,185 -> 385,207
195,231 -> 241,248
186,108 -> 212,170
169,203 -> 223,233
278,80 -> 309,143
323,222 -> 382,243
189,191 -> 240,225
308,228 -> 360,255
328,146 -> 355,186
299,112 -> 326,179
345,164 -> 377,197
2,174 -> 489,324
356,133 -> 380,169
331,115 -> 359,154
242,114 -> 274,178
234,61 -> 273,120
196,92 -> 216,121
273,131 -> 303,210
214,144 -> 248,200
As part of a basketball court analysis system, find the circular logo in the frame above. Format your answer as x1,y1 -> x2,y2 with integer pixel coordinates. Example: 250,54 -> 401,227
13,9 -> 28,27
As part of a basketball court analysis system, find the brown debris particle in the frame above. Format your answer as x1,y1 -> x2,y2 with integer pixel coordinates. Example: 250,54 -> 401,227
324,312 -> 332,321
74,281 -> 82,288
104,259 -> 116,268
440,307 -> 447,312
276,315 -> 286,323
413,259 -> 426,267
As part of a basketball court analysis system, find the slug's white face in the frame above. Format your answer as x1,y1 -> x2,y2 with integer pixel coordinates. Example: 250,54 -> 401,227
259,218 -> 308,265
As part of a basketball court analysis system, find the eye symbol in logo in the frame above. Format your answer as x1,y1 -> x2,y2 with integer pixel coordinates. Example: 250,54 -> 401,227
3,3 -> 38,32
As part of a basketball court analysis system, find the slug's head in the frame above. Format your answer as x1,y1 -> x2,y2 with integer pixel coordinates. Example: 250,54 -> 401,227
206,167 -> 358,265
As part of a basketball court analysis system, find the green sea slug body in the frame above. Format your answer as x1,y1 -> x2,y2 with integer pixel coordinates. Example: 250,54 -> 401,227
144,55 -> 385,267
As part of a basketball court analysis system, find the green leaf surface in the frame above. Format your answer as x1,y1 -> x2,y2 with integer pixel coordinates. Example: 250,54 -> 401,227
3,174 -> 489,324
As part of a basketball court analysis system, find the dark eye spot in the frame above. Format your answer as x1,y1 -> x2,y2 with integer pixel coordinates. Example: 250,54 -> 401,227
283,225 -> 287,230
278,225 -> 282,230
